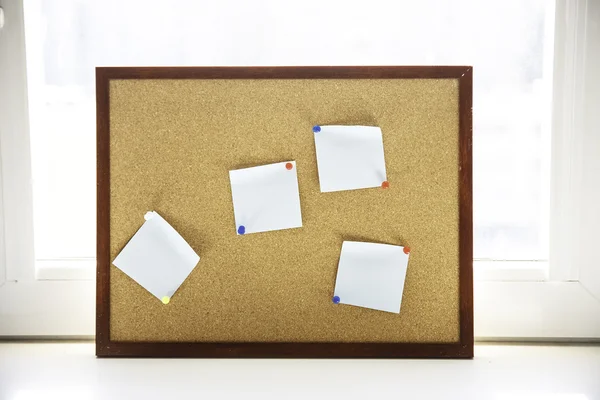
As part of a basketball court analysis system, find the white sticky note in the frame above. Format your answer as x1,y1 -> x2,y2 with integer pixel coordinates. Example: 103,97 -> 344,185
313,125 -> 387,192
229,161 -> 302,235
333,241 -> 409,313
112,211 -> 200,303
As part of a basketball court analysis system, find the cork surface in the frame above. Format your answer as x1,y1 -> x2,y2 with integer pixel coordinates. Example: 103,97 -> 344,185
109,78 -> 460,343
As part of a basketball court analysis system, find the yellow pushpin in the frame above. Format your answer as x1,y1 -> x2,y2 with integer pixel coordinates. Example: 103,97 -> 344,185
161,296 -> 170,305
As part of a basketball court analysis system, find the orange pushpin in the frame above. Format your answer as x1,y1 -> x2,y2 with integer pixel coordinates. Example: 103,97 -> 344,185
403,246 -> 411,255
285,162 -> 293,170
381,180 -> 390,189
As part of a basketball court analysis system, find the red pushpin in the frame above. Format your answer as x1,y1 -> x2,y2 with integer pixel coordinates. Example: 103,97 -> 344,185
403,246 -> 411,254
381,180 -> 390,189
286,162 -> 293,170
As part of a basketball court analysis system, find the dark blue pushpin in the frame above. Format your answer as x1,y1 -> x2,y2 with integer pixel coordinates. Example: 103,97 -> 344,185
237,225 -> 246,235
312,125 -> 321,133
332,295 -> 340,304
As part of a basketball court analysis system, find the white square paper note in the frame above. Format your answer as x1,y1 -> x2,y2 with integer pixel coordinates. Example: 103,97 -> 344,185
229,161 -> 303,235
112,211 -> 200,304
333,241 -> 409,313
313,125 -> 387,192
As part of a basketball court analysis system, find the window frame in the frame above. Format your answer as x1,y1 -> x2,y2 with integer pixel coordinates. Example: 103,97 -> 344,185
0,0 -> 95,336
1,0 -> 599,338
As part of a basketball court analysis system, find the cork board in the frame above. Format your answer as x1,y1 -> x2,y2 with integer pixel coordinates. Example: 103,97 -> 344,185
96,67 -> 473,358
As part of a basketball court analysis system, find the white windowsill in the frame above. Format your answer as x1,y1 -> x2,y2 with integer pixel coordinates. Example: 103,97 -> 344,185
474,260 -> 549,282
0,342 -> 599,399
35,259 -> 95,280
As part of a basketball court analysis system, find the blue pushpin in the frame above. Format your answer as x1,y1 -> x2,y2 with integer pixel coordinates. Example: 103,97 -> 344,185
312,125 -> 321,133
237,225 -> 246,235
332,295 -> 340,304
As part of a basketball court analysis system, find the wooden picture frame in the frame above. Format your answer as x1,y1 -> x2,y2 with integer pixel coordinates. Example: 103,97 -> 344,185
96,66 -> 473,358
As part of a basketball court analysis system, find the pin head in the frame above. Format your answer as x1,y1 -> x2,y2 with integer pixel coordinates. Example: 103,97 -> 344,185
285,162 -> 293,170
381,181 -> 390,189
313,125 -> 321,133
238,225 -> 246,235
332,295 -> 340,304
161,296 -> 170,305
403,246 -> 411,254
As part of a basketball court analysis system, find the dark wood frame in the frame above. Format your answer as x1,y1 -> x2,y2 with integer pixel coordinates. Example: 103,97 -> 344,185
96,66 -> 473,358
